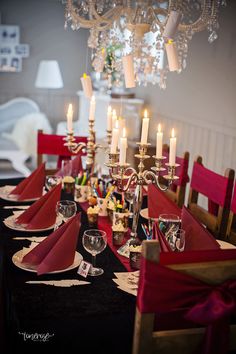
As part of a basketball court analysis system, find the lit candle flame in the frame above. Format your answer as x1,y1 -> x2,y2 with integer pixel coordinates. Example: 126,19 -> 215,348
171,128 -> 175,138
83,73 -> 87,78
158,124 -> 162,133
91,95 -> 95,103
144,109 -> 148,118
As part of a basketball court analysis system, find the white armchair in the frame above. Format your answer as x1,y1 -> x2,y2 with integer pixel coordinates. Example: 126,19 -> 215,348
0,97 -> 52,176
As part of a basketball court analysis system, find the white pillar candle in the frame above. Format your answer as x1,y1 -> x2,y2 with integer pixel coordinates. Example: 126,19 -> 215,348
169,128 -> 176,166
67,103 -> 73,133
165,40 -> 179,72
140,109 -> 149,144
80,73 -> 93,98
112,109 -> 117,129
119,128 -> 127,165
107,105 -> 112,131
163,11 -> 182,39
156,124 -> 163,158
110,121 -> 119,154
89,95 -> 96,121
122,54 -> 136,88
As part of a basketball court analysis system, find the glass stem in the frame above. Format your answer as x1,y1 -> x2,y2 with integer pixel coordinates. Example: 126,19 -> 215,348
92,254 -> 96,268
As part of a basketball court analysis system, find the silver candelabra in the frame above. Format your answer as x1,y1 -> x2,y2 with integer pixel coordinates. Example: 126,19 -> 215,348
105,141 -> 179,238
64,119 -> 112,174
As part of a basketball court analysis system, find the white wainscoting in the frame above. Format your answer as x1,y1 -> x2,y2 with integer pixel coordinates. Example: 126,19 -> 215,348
150,112 -> 236,206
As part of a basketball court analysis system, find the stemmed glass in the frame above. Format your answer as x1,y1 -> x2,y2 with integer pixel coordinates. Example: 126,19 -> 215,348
82,229 -> 107,276
158,214 -> 181,240
45,175 -> 62,191
54,200 -> 77,230
124,186 -> 135,218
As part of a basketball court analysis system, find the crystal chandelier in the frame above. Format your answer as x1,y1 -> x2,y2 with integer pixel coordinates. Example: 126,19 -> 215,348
64,0 -> 226,89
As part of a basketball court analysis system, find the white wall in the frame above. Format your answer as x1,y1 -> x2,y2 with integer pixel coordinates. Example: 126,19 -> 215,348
134,0 -> 236,176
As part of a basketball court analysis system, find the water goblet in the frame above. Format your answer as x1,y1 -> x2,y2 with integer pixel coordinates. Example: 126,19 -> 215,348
82,229 -> 107,276
54,200 -> 77,230
124,187 -> 135,218
158,214 -> 181,239
45,175 -> 62,191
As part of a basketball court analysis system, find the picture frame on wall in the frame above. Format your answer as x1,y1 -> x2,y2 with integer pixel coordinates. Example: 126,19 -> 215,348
0,25 -> 20,44
0,55 -> 22,72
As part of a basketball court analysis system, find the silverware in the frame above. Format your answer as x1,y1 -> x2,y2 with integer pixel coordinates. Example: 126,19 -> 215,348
4,205 -> 29,209
13,236 -> 46,242
26,280 -> 91,287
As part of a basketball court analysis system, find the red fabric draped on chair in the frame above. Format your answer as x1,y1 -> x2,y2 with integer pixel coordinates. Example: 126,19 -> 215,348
132,240 -> 236,354
188,157 -> 234,239
37,129 -> 87,174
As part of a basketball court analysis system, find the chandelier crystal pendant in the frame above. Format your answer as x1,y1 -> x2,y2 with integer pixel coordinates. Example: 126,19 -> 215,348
64,0 -> 226,89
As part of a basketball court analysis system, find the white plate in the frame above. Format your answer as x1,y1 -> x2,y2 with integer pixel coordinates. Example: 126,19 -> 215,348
3,213 -> 55,232
12,250 -> 83,274
140,208 -> 158,221
217,240 -> 236,249
0,185 -> 44,202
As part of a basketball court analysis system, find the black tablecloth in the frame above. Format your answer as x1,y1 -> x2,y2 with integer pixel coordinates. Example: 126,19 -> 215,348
0,179 -> 136,354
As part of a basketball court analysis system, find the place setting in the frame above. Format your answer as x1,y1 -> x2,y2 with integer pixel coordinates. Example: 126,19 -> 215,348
3,182 -> 62,232
12,213 -> 83,276
0,162 -> 46,202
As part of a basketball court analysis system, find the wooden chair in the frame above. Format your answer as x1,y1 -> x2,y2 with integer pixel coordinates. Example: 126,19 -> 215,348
227,184 -> 236,245
187,156 -> 234,240
132,240 -> 236,354
37,129 -> 87,175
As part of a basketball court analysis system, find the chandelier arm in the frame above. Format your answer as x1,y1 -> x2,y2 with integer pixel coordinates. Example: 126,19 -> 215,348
68,0 -> 124,31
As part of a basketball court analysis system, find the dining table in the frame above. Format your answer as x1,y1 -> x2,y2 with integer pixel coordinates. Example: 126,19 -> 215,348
0,178 -> 137,354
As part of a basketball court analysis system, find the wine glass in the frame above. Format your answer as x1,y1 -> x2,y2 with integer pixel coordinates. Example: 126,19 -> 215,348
158,214 -> 180,239
45,175 -> 62,191
61,159 -> 72,178
82,229 -> 107,276
168,229 -> 186,252
54,200 -> 77,230
124,186 -> 135,218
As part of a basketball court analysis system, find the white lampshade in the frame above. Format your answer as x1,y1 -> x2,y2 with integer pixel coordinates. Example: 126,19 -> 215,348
35,60 -> 63,89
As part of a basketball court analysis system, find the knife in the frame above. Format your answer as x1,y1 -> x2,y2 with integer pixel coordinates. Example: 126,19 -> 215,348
26,280 -> 91,287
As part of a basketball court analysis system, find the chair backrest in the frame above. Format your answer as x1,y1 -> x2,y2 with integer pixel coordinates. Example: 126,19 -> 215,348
132,240 -> 236,354
37,130 -> 87,175
227,183 -> 236,245
187,156 -> 234,240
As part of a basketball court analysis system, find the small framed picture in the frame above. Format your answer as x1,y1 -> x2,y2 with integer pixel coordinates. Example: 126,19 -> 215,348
0,55 -> 22,72
0,25 -> 20,44
0,45 -> 13,55
14,44 -> 29,57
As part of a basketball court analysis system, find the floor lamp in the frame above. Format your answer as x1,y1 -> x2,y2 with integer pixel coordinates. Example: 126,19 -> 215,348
35,60 -> 64,120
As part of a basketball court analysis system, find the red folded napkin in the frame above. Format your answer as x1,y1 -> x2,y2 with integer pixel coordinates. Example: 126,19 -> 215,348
10,163 -> 45,200
22,213 -> 81,275
148,184 -> 181,219
181,207 -> 220,250
55,154 -> 83,177
153,223 -> 172,252
15,183 -> 62,229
